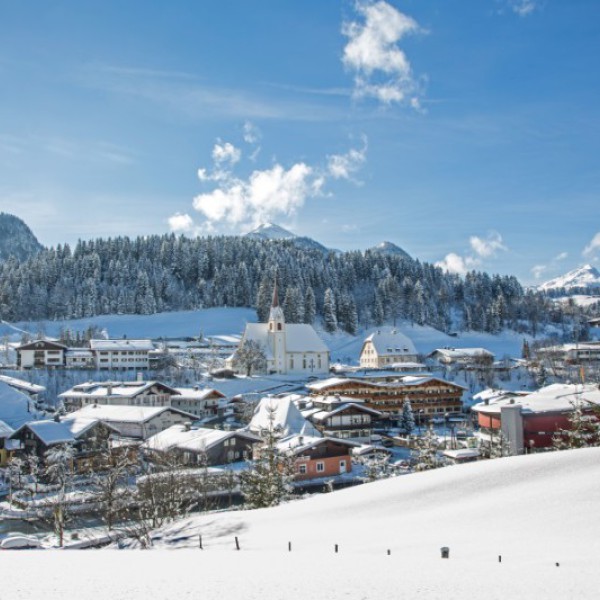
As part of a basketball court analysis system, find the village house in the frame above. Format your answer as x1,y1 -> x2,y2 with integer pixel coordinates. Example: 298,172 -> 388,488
228,282 -> 329,376
471,383 -> 600,454
16,340 -> 67,369
143,424 -> 261,466
65,405 -> 196,440
170,387 -> 225,420
275,434 -> 356,481
89,339 -> 154,370
300,395 -> 383,442
536,342 -> 600,365
359,328 -> 418,369
9,416 -> 116,469
307,376 -> 464,421
248,396 -> 321,438
65,348 -> 95,369
59,379 -> 178,411
428,347 -> 495,367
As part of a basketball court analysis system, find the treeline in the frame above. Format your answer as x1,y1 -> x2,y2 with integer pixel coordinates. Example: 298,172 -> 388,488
0,233 -> 580,335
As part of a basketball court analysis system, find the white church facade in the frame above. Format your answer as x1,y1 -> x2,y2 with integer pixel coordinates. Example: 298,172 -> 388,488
231,282 -> 330,376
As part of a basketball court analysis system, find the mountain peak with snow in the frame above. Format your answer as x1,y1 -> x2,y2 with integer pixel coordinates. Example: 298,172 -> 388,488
539,264 -> 600,291
245,223 -> 329,253
245,223 -> 297,241
368,241 -> 412,260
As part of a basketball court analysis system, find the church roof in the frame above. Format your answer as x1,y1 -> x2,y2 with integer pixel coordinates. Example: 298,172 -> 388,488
242,323 -> 328,354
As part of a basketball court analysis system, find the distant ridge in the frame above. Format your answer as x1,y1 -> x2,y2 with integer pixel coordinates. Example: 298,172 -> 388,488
245,222 -> 329,253
539,264 -> 600,291
0,213 -> 44,262
368,240 -> 412,260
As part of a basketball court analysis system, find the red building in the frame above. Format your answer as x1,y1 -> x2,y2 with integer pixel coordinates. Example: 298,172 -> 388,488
472,383 -> 600,453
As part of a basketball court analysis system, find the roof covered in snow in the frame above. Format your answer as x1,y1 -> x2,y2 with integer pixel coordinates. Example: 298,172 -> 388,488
60,380 -> 178,399
89,339 -> 154,351
68,404 -> 195,424
12,416 -> 101,446
242,323 -> 328,355
0,375 -> 45,395
430,347 -> 494,360
472,383 -> 600,415
0,381 -> 42,429
143,424 -> 260,453
0,419 -> 14,438
173,387 -> 225,400
248,396 -> 321,438
362,328 -> 417,356
276,434 -> 357,455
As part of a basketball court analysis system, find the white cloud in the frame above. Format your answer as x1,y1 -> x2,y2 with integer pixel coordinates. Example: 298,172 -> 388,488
435,253 -> 480,276
342,0 -> 423,106
212,141 -> 241,165
469,231 -> 507,258
168,212 -> 196,235
189,135 -> 367,232
531,265 -> 547,280
583,232 -> 600,257
243,121 -> 261,145
327,136 -> 368,181
508,0 -> 539,17
554,251 -> 568,261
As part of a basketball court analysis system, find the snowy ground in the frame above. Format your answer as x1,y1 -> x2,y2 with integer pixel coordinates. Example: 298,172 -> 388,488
2,448 -> 600,599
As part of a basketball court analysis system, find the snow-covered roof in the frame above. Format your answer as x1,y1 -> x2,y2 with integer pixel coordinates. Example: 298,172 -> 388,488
12,416 -> 101,446
68,404 -> 195,424
16,339 -> 67,351
306,377 -> 352,392
276,434 -> 357,455
248,396 -> 321,438
89,339 -> 154,351
430,348 -> 494,359
173,387 -> 225,400
442,449 -> 480,460
242,323 -> 329,355
143,424 -> 260,453
307,376 -> 465,392
472,383 -> 600,415
65,349 -> 94,358
311,394 -> 364,406
59,380 -> 177,399
362,328 -> 417,356
310,403 -> 382,423
0,419 -> 14,438
0,381 -> 42,429
0,374 -> 45,395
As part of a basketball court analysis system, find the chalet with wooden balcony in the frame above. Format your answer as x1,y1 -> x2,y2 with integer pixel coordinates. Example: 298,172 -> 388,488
307,376 -> 464,420
16,340 -> 67,369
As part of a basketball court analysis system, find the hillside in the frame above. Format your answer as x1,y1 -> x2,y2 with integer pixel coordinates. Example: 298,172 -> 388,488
2,448 -> 600,599
245,222 -> 330,253
0,213 -> 43,262
368,240 -> 412,260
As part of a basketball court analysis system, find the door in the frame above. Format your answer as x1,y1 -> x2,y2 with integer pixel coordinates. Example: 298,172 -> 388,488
339,459 -> 346,474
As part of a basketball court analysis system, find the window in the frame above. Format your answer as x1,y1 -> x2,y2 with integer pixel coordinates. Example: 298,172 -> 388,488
298,464 -> 307,474
277,323 -> 282,331
316,461 -> 325,473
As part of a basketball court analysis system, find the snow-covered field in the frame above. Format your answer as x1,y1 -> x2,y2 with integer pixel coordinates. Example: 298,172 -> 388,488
3,448 -> 600,599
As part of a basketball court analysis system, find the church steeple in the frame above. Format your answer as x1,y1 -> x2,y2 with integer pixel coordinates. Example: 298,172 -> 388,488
268,274 -> 285,328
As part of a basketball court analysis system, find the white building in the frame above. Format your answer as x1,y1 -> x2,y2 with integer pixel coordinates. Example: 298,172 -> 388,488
89,339 -> 154,370
359,329 -> 418,369
67,405 -> 196,440
16,340 -> 67,368
232,282 -> 329,375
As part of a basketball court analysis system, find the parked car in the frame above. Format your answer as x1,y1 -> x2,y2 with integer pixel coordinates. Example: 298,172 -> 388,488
0,535 -> 41,550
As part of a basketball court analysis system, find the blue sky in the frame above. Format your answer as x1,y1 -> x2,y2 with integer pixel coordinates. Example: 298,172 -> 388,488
1,0 -> 599,284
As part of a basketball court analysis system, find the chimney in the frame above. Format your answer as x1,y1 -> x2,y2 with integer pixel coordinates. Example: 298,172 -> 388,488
107,383 -> 113,396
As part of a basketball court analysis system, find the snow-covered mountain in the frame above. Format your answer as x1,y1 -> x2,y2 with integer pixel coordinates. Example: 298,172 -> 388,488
245,222 -> 329,253
368,240 -> 412,260
0,212 -> 44,262
539,264 -> 600,291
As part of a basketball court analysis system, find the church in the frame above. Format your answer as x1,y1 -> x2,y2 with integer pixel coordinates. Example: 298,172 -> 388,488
231,281 -> 330,376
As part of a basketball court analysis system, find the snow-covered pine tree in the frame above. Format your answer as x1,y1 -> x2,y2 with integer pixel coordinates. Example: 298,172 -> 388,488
552,399 -> 599,450
323,288 -> 338,333
239,404 -> 295,508
399,399 -> 416,435
44,443 -> 75,547
304,286 -> 316,325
